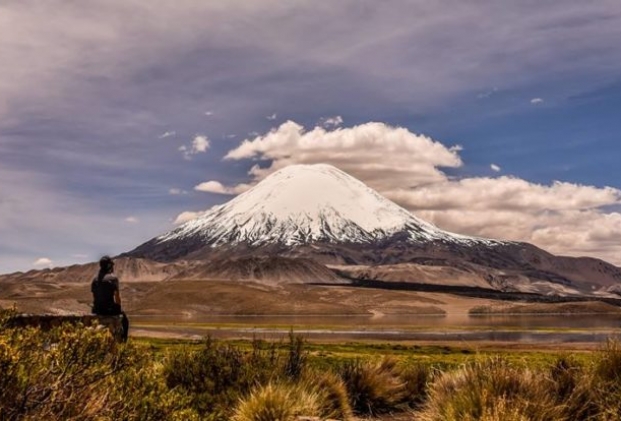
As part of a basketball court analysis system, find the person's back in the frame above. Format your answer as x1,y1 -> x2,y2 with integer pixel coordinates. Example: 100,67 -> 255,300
92,272 -> 121,315
91,256 -> 129,341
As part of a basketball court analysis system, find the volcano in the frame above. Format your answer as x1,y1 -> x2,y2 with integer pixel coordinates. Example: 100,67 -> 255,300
128,164 -> 504,260
125,164 -> 621,295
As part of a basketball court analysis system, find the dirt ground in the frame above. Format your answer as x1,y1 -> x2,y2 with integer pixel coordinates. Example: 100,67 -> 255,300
0,278 -> 495,316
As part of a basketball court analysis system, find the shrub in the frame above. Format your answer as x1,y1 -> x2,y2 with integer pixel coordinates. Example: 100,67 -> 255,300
284,330 -> 308,381
303,370 -> 354,420
339,356 -> 406,415
417,357 -> 563,421
0,322 -> 194,421
401,362 -> 433,410
231,382 -> 322,421
162,337 -> 280,419
589,339 -> 621,420
546,355 -> 597,421
594,339 -> 621,384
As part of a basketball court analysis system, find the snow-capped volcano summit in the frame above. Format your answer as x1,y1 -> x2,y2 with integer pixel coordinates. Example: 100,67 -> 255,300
152,164 -> 493,251
127,163 -> 505,262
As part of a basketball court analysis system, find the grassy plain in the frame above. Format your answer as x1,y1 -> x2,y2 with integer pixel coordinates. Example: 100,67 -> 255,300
134,335 -> 597,371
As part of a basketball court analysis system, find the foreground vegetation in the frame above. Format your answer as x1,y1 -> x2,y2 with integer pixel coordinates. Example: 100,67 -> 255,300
3,311 -> 621,420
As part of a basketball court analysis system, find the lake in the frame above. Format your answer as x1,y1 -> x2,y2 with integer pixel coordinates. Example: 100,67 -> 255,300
130,313 -> 621,344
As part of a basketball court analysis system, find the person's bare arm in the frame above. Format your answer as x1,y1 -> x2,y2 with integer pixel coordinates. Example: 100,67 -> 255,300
114,289 -> 121,306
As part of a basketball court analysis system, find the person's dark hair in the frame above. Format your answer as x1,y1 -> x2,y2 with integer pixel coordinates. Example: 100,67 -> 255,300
98,255 -> 114,278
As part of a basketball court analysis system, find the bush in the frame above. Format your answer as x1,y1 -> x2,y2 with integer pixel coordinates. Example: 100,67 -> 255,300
546,355 -> 597,421
0,322 -> 194,421
417,357 -> 563,421
594,339 -> 621,384
588,339 -> 621,420
401,362 -> 433,410
339,356 -> 406,415
231,382 -> 322,421
162,337 -> 280,419
284,330 -> 308,381
304,370 -> 354,420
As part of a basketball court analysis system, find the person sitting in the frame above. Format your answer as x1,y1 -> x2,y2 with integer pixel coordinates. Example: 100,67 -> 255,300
91,255 -> 129,342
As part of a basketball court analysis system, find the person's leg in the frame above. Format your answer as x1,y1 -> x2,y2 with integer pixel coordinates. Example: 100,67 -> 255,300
120,311 -> 129,342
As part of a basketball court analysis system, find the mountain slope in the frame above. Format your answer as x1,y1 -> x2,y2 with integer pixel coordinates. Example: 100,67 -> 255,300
167,256 -> 345,284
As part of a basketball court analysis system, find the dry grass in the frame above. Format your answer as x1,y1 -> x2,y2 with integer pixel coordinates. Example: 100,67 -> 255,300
304,370 -> 354,420
339,356 -> 406,415
588,339 -> 621,421
417,357 -> 563,421
231,382 -> 323,421
400,362 -> 433,410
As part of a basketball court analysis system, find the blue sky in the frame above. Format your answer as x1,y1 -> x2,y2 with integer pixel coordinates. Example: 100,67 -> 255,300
1,1 -> 621,273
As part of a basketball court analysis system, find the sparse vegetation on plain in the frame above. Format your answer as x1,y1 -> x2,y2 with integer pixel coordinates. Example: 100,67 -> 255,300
469,301 -> 621,315
4,309 -> 621,420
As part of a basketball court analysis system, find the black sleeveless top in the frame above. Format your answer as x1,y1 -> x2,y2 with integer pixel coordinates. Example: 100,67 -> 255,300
91,273 -> 120,314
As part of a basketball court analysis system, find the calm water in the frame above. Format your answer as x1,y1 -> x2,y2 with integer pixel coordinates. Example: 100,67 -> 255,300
131,313 -> 621,343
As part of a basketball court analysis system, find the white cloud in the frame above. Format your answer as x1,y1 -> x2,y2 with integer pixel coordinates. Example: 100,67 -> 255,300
173,211 -> 202,225
158,131 -> 176,139
384,178 -> 621,263
203,120 -> 621,265
266,113 -> 277,121
224,121 -> 462,190
204,111 -> 213,116
388,177 -> 620,212
180,135 -> 210,159
321,115 -> 344,128
125,216 -> 138,223
194,180 -> 250,195
33,257 -> 53,268
477,87 -> 498,99
194,181 -> 231,195
531,98 -> 544,104
192,135 -> 210,153
168,188 -> 187,195
491,164 -> 501,172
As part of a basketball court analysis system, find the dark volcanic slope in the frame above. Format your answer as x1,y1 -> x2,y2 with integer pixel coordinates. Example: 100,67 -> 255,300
168,256 -> 345,284
126,234 -> 621,293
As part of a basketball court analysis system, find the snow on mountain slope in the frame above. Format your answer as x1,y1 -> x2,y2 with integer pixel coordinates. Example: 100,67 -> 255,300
156,164 -> 502,248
